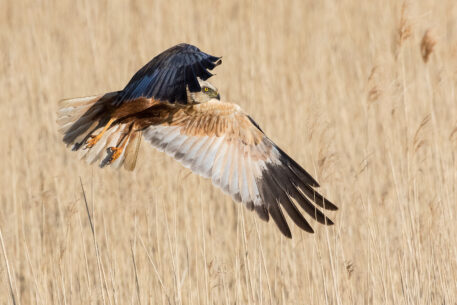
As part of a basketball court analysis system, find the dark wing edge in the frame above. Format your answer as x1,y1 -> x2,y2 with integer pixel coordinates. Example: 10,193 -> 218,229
256,137 -> 338,238
141,104 -> 337,238
116,43 -> 221,105
247,116 -> 337,237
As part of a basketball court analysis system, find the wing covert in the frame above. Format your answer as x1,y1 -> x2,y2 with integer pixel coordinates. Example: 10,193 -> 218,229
142,101 -> 337,238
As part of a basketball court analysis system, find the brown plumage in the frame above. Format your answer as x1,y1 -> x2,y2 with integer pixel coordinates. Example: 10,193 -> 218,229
139,100 -> 337,237
57,93 -> 159,170
57,43 -> 337,238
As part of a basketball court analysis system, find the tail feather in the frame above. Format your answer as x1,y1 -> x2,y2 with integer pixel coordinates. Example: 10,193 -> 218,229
57,96 -> 100,134
123,131 -> 142,171
82,125 -> 121,164
58,95 -> 107,146
57,92 -> 142,171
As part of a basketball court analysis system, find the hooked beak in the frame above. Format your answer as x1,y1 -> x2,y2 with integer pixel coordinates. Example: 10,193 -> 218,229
216,92 -> 220,100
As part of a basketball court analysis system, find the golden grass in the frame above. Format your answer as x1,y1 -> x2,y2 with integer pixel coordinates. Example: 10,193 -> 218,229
1,0 -> 457,304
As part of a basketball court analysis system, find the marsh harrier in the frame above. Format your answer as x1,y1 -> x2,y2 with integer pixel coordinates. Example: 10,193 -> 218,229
57,43 -> 337,238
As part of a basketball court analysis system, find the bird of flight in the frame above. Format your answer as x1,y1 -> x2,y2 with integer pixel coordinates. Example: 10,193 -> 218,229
57,43 -> 337,238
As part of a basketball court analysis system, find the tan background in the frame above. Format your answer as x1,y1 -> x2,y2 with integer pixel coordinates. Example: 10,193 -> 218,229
1,0 -> 457,304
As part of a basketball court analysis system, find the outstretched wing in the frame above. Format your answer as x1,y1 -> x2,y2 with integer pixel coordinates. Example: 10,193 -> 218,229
116,43 -> 221,106
141,101 -> 337,238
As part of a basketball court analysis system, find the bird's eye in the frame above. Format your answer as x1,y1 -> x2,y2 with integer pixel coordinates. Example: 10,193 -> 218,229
204,87 -> 209,92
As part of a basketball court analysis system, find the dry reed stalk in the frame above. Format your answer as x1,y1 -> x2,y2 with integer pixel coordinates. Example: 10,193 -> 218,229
367,66 -> 382,103
0,228 -> 17,305
395,1 -> 412,59
420,29 -> 437,63
412,114 -> 431,152
2,0 -> 457,303
130,241 -> 142,305
398,2 -> 412,47
79,178 -> 109,305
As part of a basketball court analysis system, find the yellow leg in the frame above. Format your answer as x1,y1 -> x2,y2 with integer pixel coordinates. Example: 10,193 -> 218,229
86,118 -> 115,148
106,133 -> 130,164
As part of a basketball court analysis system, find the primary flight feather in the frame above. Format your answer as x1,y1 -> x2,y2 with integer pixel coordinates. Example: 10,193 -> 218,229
57,43 -> 337,238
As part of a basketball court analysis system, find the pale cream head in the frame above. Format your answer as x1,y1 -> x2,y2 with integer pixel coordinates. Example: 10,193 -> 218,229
187,79 -> 220,104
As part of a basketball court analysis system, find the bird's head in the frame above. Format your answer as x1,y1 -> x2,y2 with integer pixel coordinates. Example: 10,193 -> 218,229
187,79 -> 220,104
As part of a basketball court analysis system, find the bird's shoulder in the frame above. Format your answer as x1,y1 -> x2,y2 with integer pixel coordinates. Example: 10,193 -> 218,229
187,100 -> 242,115
167,100 -> 264,145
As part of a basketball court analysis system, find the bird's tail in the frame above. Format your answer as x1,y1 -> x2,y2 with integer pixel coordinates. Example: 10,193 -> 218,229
57,92 -> 142,171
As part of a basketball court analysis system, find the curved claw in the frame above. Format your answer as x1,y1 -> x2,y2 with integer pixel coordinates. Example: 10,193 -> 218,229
85,118 -> 116,149
108,147 -> 123,163
85,135 -> 98,148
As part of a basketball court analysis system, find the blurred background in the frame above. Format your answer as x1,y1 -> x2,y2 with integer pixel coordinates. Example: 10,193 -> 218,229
1,0 -> 457,304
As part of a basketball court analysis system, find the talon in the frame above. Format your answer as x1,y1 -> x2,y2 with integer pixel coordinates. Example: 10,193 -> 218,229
99,125 -> 132,168
85,118 -> 116,149
85,135 -> 99,148
100,146 -> 124,167
107,146 -> 123,163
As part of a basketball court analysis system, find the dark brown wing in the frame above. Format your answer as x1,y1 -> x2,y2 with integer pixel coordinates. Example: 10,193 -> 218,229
141,101 -> 337,238
116,43 -> 221,106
